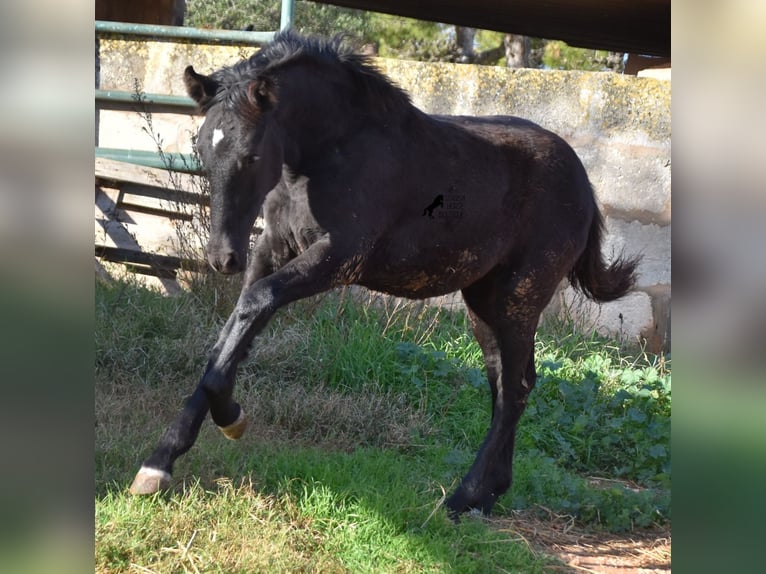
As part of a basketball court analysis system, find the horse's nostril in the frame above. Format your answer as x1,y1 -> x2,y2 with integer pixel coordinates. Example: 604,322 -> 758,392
222,252 -> 239,273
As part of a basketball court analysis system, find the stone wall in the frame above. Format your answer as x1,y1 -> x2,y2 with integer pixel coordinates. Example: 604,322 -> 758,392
96,37 -> 671,351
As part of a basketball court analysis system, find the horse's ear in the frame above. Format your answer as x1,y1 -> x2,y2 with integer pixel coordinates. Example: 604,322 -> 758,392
246,76 -> 277,112
184,66 -> 219,107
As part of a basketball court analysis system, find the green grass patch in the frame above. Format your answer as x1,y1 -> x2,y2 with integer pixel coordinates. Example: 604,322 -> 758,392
96,277 -> 670,571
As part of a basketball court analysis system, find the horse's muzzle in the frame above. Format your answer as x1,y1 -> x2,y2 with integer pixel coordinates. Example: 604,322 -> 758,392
208,250 -> 244,274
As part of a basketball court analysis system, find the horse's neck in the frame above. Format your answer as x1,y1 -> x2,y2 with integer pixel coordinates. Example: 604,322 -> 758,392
276,99 -> 353,167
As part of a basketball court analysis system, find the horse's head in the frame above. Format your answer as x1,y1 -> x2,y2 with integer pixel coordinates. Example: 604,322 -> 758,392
185,65 -> 282,275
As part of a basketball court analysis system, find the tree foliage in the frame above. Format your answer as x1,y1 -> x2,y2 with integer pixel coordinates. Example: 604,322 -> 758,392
184,0 -> 623,72
185,0 -> 373,38
542,40 -> 624,72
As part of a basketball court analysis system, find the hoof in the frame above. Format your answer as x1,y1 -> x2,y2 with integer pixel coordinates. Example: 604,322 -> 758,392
129,466 -> 172,495
219,409 -> 248,440
446,487 -> 496,519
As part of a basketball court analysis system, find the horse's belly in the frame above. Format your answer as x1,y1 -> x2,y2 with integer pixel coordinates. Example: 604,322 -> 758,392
358,245 -> 494,299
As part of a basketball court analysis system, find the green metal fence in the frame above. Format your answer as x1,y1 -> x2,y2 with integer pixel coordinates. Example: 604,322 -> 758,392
95,0 -> 295,171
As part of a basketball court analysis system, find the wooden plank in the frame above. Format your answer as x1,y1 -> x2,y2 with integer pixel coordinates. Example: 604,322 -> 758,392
118,180 -> 209,208
109,187 -> 196,221
109,209 -> 180,253
95,157 -> 204,194
96,186 -> 177,254
95,245 -> 208,273
95,187 -> 139,242
96,181 -> 204,221
118,200 -> 195,221
123,263 -> 178,279
94,184 -> 123,217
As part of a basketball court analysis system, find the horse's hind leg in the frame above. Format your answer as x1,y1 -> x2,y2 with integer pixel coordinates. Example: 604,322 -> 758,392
446,265 -> 552,516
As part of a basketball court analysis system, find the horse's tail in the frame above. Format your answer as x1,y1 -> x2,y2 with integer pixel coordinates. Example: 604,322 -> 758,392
568,209 -> 640,302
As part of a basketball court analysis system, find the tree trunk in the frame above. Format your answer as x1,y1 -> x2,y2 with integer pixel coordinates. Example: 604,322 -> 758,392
504,34 -> 530,68
455,27 -> 477,63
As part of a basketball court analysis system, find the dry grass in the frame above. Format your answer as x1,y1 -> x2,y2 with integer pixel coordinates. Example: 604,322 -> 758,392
492,508 -> 671,573
239,376 -> 428,451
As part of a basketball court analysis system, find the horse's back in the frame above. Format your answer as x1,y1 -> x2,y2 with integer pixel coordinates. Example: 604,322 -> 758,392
422,113 -> 596,229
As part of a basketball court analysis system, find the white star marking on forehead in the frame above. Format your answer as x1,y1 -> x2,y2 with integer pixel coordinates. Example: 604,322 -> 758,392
212,128 -> 224,148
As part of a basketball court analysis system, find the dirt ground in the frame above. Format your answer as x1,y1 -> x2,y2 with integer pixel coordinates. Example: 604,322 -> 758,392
494,508 -> 671,573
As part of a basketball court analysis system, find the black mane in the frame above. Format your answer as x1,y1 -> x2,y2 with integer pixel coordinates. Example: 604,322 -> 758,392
205,31 -> 412,117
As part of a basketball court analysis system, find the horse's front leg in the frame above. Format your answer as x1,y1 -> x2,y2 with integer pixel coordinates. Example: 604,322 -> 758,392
205,227 -> 287,438
130,238 -> 343,494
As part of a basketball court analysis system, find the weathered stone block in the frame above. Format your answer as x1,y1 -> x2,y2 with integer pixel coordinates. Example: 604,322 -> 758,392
602,217 -> 671,289
556,288 -> 656,345
574,140 -> 671,220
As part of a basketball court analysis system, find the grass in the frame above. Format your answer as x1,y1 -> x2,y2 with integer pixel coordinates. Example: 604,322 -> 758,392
95,275 -> 670,572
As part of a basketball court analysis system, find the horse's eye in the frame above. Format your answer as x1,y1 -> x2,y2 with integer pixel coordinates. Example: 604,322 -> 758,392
237,155 -> 260,170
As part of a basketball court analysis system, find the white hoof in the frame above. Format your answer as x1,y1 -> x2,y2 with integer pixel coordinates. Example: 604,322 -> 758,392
129,466 -> 171,495
219,409 -> 248,440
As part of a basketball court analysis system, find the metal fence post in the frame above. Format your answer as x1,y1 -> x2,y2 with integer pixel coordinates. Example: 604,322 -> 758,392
280,0 -> 295,31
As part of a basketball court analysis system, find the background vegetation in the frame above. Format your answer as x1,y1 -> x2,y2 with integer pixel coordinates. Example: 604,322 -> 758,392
95,274 -> 670,572
184,0 -> 624,71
